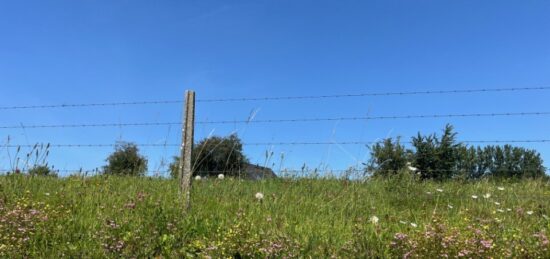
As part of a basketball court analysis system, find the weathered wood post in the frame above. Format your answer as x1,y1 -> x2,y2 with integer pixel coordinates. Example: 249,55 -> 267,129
179,90 -> 195,211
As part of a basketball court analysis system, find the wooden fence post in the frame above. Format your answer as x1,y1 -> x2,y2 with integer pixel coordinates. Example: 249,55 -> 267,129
179,90 -> 195,211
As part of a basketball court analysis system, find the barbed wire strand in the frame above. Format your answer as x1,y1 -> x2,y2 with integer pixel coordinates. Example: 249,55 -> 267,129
3,139 -> 550,148
1,86 -> 549,110
198,86 -> 550,102
1,111 -> 549,129
197,112 -> 550,124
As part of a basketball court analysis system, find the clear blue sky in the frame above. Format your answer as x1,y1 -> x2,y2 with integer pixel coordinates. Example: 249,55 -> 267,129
1,0 -> 549,176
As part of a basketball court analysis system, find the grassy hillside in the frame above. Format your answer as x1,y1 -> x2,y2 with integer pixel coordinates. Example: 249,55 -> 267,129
0,174 -> 549,258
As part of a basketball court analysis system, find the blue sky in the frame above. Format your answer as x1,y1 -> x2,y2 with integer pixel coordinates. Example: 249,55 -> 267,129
1,0 -> 549,176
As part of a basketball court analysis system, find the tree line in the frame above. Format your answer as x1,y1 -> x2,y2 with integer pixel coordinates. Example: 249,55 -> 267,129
11,125 -> 547,180
366,124 -> 546,180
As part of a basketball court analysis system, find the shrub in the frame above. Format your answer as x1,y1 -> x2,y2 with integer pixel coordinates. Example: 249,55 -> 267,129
103,142 -> 148,176
169,134 -> 248,178
366,137 -> 410,177
28,165 -> 57,177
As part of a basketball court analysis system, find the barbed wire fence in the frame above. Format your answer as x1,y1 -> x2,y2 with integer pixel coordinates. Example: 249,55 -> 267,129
1,86 -> 550,179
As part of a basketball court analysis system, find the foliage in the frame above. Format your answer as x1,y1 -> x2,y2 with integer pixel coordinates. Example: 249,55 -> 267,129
368,124 -> 546,180
28,165 -> 57,177
169,134 -> 248,178
411,124 -> 462,180
366,137 -> 410,177
168,156 -> 180,179
103,142 -> 148,176
0,175 -> 549,257
456,145 -> 546,179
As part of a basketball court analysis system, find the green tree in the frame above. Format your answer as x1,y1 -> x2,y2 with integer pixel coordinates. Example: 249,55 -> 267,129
412,124 -> 461,180
458,145 -> 546,179
169,134 -> 249,178
366,137 -> 411,177
103,142 -> 148,176
366,124 -> 547,180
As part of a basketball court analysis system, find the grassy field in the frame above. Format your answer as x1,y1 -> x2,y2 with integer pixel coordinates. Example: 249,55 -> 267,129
0,174 -> 549,258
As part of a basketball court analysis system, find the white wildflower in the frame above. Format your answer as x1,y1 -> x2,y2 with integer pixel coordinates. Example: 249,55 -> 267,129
483,193 -> 491,199
497,209 -> 504,213
527,211 -> 534,215
410,223 -> 418,228
448,204 -> 454,209
194,175 -> 201,181
471,195 -> 478,199
495,218 -> 502,223
506,208 -> 512,212
218,174 -> 224,180
436,188 -> 443,193
497,187 -> 505,191
45,192 -> 50,196
399,220 -> 407,224
255,192 -> 264,201
369,215 -> 379,225
426,191 -> 432,195
494,202 -> 501,206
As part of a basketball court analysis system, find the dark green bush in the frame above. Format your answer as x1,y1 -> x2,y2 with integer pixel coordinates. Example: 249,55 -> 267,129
366,137 -> 410,177
169,134 -> 248,178
103,142 -> 148,176
411,124 -> 462,180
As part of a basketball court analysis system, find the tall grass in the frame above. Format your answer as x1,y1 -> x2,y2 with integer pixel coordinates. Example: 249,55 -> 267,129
0,174 -> 549,257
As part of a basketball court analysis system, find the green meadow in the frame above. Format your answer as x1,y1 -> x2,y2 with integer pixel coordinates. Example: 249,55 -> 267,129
1,174 -> 549,258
